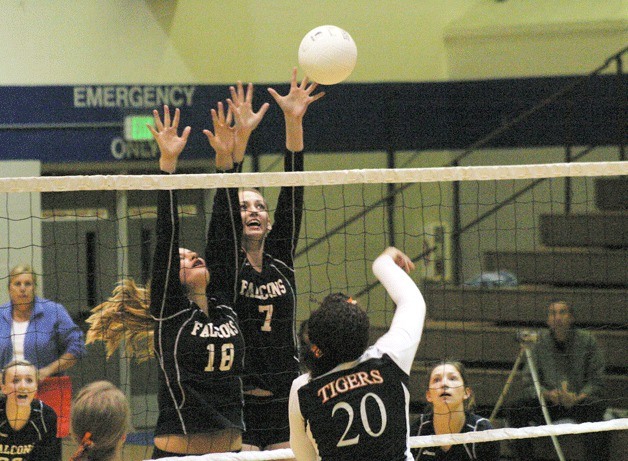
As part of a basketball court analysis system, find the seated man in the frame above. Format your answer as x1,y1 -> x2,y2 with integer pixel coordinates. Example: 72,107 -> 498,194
507,300 -> 609,461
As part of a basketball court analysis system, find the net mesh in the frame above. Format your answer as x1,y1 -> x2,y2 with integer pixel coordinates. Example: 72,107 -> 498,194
0,160 -> 626,461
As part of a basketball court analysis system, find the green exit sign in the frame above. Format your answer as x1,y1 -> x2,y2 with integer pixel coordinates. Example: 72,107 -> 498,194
124,115 -> 154,141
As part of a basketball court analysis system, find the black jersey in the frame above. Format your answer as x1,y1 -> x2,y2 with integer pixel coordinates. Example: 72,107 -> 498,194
289,254 -> 427,461
150,187 -> 245,437
296,353 -> 410,461
207,150 -> 303,397
0,398 -> 57,461
410,412 -> 500,461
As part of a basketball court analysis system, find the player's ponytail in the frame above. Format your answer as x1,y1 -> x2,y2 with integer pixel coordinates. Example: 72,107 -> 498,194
70,381 -> 130,461
85,279 -> 154,362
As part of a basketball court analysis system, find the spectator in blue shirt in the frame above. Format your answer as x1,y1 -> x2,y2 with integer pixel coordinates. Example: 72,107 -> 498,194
0,264 -> 86,460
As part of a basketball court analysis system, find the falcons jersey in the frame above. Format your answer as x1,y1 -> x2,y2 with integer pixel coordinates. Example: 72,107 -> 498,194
150,187 -> 245,437
0,398 -> 57,461
410,412 -> 499,461
207,150 -> 304,398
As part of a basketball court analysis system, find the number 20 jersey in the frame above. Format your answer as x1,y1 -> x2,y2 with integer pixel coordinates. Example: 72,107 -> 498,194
296,350 -> 411,461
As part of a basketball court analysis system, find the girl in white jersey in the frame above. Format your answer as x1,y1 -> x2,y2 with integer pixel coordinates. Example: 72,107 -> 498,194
289,247 -> 426,461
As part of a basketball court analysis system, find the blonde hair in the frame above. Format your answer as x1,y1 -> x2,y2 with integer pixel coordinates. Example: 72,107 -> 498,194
85,279 -> 154,362
70,381 -> 130,461
8,264 -> 37,288
1,360 -> 37,385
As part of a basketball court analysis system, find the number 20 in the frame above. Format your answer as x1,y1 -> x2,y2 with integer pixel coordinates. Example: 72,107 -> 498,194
331,392 -> 387,447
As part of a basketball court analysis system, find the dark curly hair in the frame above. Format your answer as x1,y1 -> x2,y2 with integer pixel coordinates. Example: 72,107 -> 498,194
306,293 -> 370,378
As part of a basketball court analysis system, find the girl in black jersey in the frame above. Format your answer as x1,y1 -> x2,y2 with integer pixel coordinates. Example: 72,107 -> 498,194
290,247 -> 426,461
145,106 -> 246,458
86,106 -> 247,458
204,69 -> 324,455
0,360 -> 57,461
411,361 -> 500,461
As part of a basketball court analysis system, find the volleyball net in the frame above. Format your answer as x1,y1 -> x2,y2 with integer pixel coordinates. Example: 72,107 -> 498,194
0,159 -> 626,460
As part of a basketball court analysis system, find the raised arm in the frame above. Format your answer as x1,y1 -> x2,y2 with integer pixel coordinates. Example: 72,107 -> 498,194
229,81 -> 269,164
265,68 -> 325,260
203,101 -> 246,302
147,106 -> 190,318
372,247 -> 426,375
206,187 -> 242,304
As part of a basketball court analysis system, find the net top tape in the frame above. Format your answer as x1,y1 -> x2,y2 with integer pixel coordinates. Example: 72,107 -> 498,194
149,418 -> 628,461
1,161 -> 626,193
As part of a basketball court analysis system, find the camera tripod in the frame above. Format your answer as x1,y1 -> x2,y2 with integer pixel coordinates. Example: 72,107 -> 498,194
490,335 -> 566,461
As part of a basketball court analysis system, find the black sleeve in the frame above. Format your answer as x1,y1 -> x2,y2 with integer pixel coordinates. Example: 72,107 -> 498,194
265,149 -> 304,266
409,414 -> 424,459
149,184 -> 188,318
29,405 -> 57,461
474,419 -> 501,461
206,167 -> 243,304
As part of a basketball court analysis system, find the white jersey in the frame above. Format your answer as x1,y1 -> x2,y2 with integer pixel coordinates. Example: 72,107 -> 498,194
289,254 -> 426,461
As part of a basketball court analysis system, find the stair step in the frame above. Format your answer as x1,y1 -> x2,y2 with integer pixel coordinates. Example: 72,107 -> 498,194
484,248 -> 627,287
540,213 -> 628,248
370,323 -> 627,368
423,282 -> 627,326
595,177 -> 628,211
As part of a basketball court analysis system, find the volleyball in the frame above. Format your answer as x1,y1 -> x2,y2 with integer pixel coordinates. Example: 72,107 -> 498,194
298,25 -> 357,85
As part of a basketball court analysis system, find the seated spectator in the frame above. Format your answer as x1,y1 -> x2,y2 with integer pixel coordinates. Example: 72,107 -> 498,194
411,361 -> 500,461
506,300 -> 609,461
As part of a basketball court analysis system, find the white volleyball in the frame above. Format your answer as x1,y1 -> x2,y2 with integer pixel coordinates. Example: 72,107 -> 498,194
298,25 -> 357,85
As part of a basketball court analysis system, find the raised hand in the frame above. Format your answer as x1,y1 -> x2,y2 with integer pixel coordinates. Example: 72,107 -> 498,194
268,67 -> 325,152
229,82 -> 270,136
381,247 -> 416,274
228,82 -> 269,164
267,67 -> 325,121
203,102 -> 235,170
148,105 -> 191,173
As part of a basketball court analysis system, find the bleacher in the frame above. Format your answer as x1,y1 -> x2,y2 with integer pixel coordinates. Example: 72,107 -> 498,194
378,176 -> 627,460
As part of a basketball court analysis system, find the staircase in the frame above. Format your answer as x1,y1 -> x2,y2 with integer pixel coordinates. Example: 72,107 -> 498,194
404,176 -> 627,411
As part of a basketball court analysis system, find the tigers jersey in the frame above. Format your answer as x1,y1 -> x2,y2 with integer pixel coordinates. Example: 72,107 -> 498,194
0,398 -> 57,461
150,187 -> 245,437
289,254 -> 426,461
207,150 -> 304,398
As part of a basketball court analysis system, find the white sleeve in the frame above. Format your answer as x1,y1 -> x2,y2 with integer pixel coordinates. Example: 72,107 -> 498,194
289,374 -> 318,461
372,253 -> 426,374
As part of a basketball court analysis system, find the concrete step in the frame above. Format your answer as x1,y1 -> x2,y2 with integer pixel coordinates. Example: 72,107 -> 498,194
423,282 -> 627,326
391,321 -> 626,369
484,248 -> 627,287
540,212 -> 628,248
595,177 -> 628,211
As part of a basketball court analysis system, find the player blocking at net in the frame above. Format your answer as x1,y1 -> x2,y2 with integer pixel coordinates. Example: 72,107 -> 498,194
205,68 -> 323,457
290,247 -> 426,461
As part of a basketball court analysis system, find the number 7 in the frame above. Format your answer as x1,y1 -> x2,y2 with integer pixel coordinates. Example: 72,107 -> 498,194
259,304 -> 274,332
